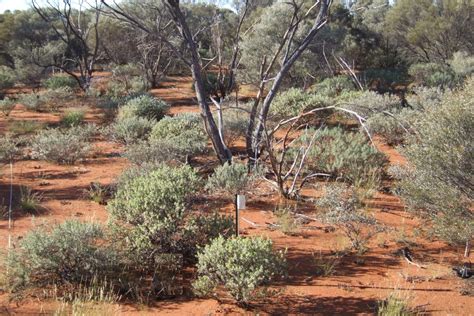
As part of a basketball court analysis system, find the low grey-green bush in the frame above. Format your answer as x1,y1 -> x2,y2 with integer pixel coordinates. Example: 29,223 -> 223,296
149,114 -> 207,155
408,62 -> 458,88
119,94 -> 169,121
193,236 -> 286,303
396,77 -> 474,248
316,183 -> 381,252
107,164 -> 201,261
366,109 -> 414,145
206,162 -> 256,197
0,66 -> 15,91
30,128 -> 91,164
0,135 -> 22,162
61,110 -> 85,127
343,90 -> 401,118
42,76 -> 77,90
5,220 -> 116,291
449,51 -> 474,79
0,98 -> 16,116
296,127 -> 387,184
222,108 -> 248,147
270,88 -> 331,119
310,76 -> 356,98
107,116 -> 155,144
18,93 -> 46,112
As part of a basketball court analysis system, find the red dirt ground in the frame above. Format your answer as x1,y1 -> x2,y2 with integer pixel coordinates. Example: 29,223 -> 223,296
0,77 -> 472,315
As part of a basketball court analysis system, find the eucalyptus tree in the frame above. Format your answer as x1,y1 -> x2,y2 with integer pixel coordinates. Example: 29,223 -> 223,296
31,0 -> 104,90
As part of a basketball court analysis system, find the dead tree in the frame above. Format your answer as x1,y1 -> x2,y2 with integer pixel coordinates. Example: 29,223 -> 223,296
32,0 -> 103,91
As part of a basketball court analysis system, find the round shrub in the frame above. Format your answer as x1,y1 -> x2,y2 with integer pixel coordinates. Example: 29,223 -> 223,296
30,127 -> 91,164
107,116 -> 155,144
0,66 -> 15,90
408,62 -> 458,88
193,236 -> 286,303
119,94 -> 169,121
270,88 -> 331,119
296,127 -> 387,184
107,164 -> 201,261
206,162 -> 257,196
5,220 -> 116,291
149,114 -> 207,156
42,76 -> 77,89
108,164 -> 200,227
61,110 -> 85,127
0,98 -> 16,116
310,75 -> 356,98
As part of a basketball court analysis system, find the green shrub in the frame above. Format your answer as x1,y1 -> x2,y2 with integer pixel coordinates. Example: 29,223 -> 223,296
0,66 -> 15,90
193,236 -> 286,303
107,164 -> 201,261
396,78 -> 474,246
0,136 -> 22,162
297,127 -> 387,184
149,114 -> 207,155
0,98 -> 16,116
43,76 -> 77,89
107,116 -> 155,144
343,90 -> 401,118
193,72 -> 233,97
18,93 -> 45,112
449,51 -> 474,79
310,76 -> 355,98
8,120 -> 44,136
270,88 -> 331,120
406,86 -> 445,110
222,108 -> 248,146
366,109 -> 414,145
119,94 -> 169,121
30,127 -> 91,164
5,220 -> 116,291
61,110 -> 85,127
206,162 -> 257,197
362,68 -> 408,87
408,62 -> 458,88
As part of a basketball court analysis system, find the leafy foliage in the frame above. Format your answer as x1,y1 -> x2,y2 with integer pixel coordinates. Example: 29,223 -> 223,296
0,65 -> 14,90
193,236 -> 286,303
61,110 -> 85,127
270,88 -> 330,120
310,76 -> 356,98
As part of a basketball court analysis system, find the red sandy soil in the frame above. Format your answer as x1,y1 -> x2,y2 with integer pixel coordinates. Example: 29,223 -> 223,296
0,77 -> 472,315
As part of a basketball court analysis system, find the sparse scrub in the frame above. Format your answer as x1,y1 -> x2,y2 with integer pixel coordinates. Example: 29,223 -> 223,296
316,183 -> 383,252
312,251 -> 340,277
274,206 -> 300,236
30,128 -> 92,164
408,62 -> 457,88
193,236 -> 286,304
377,292 -> 416,316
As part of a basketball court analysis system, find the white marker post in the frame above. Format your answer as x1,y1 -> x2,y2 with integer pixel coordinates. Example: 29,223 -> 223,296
235,194 -> 246,236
